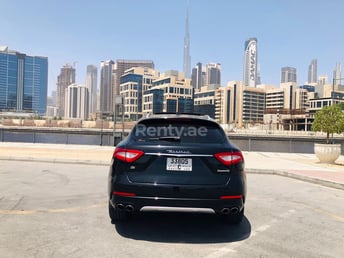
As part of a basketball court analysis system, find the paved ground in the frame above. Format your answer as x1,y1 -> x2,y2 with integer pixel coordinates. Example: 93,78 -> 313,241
0,142 -> 343,190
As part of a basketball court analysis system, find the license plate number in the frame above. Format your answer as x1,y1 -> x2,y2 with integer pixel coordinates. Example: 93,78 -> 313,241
166,158 -> 192,171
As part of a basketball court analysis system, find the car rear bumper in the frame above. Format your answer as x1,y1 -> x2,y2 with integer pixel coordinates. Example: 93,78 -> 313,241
110,193 -> 244,214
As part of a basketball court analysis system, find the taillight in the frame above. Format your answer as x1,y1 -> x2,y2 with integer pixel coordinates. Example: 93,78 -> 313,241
220,195 -> 242,200
113,148 -> 144,163
214,151 -> 244,166
113,191 -> 136,197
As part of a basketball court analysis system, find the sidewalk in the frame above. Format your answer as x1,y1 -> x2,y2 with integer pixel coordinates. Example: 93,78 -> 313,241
0,142 -> 343,190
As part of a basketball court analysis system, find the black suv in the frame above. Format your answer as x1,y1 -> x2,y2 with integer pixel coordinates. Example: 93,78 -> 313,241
108,113 -> 246,224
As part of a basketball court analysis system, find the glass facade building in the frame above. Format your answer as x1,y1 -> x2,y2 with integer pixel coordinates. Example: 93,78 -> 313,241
243,38 -> 258,87
0,48 -> 48,115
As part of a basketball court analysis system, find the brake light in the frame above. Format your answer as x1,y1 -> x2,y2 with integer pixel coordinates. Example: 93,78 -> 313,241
214,151 -> 244,166
220,195 -> 242,200
113,191 -> 136,197
113,148 -> 144,163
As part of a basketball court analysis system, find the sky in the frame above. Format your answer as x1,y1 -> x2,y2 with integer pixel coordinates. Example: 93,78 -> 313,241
1,0 -> 344,95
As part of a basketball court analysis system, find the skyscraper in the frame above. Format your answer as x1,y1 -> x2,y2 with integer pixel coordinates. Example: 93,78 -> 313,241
99,60 -> 114,113
64,83 -> 89,119
191,62 -> 203,90
0,46 -> 48,115
112,60 -> 154,111
183,4 -> 191,78
243,38 -> 258,87
333,63 -> 342,85
57,64 -> 76,117
206,63 -> 221,85
308,59 -> 317,84
86,65 -> 98,114
281,67 -> 297,83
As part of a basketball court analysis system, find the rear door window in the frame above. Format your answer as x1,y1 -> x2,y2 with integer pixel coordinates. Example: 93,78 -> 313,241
131,119 -> 226,144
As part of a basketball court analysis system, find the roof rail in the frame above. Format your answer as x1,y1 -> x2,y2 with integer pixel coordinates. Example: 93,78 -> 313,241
153,112 -> 204,116
146,112 -> 213,120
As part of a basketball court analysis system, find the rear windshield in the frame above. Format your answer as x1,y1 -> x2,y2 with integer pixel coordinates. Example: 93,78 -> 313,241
131,118 -> 226,144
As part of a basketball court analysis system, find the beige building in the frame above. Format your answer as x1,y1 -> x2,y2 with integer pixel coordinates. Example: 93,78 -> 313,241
195,81 -> 265,128
64,83 -> 89,120
119,67 -> 160,120
143,70 -> 193,116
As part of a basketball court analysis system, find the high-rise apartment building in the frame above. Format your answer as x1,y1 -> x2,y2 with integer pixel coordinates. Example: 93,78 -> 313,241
99,60 -> 114,113
243,38 -> 258,87
183,5 -> 191,78
191,62 -> 220,90
308,59 -> 317,84
281,67 -> 297,83
64,83 -> 89,119
194,84 -> 219,119
333,63 -> 342,86
318,75 -> 328,86
265,83 -> 308,112
120,67 -> 160,120
142,70 -> 193,115
86,65 -> 97,114
195,81 -> 265,126
112,60 -> 154,110
0,46 -> 48,115
191,62 -> 203,90
206,63 -> 221,85
57,64 -> 76,117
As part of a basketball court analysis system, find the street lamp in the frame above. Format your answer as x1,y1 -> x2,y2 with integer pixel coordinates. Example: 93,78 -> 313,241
99,111 -> 104,146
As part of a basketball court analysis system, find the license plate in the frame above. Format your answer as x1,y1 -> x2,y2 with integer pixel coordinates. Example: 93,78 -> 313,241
166,158 -> 192,171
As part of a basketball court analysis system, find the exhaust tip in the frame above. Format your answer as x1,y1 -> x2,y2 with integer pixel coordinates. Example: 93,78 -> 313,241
221,207 -> 239,215
125,205 -> 134,212
221,208 -> 230,214
229,207 -> 239,214
116,203 -> 125,210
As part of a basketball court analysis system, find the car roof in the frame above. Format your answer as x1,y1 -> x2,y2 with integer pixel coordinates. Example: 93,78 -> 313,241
140,112 -> 214,122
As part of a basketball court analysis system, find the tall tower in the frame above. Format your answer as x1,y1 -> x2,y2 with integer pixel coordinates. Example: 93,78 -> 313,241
57,64 -> 76,117
308,59 -> 317,84
206,63 -> 221,85
64,83 -> 89,120
183,3 -> 191,78
99,60 -> 114,113
243,38 -> 258,87
112,59 -> 154,111
0,46 -> 48,115
333,62 -> 342,86
281,67 -> 297,83
86,65 -> 98,114
191,62 -> 202,90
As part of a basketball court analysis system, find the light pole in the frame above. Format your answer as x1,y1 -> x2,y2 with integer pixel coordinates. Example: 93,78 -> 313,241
99,112 -> 103,146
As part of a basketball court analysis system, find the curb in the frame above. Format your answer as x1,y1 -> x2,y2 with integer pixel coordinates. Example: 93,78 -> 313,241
1,156 -> 343,191
0,156 -> 110,166
246,169 -> 344,191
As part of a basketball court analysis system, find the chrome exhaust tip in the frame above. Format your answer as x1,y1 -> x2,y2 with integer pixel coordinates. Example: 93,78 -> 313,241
125,205 -> 134,212
116,203 -> 125,210
221,208 -> 230,214
229,207 -> 239,214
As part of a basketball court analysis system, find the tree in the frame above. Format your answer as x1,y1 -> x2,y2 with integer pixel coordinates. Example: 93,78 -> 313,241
312,104 -> 344,144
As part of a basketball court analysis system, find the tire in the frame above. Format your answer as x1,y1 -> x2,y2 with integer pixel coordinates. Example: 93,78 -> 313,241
220,208 -> 244,225
109,203 -> 129,224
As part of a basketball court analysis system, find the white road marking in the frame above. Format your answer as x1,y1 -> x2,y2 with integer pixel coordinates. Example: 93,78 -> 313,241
204,209 -> 296,258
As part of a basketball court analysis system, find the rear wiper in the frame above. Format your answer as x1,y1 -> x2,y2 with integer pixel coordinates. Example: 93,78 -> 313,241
148,136 -> 181,142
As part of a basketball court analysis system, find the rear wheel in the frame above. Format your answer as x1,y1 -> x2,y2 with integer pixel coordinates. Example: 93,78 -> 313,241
108,203 -> 129,223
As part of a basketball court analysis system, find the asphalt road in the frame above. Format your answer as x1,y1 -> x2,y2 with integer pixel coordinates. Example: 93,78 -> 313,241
0,160 -> 343,258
